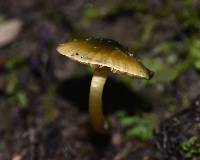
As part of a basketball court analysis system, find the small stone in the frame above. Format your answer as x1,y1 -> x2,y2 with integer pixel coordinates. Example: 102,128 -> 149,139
12,154 -> 22,160
143,155 -> 151,160
112,133 -> 123,147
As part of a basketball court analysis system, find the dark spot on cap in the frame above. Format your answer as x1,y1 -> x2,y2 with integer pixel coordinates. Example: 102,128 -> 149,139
148,70 -> 154,80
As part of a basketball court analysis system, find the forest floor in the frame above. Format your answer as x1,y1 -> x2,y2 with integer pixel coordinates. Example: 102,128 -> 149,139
0,0 -> 200,160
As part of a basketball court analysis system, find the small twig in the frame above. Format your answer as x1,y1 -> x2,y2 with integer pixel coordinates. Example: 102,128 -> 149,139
62,143 -> 74,160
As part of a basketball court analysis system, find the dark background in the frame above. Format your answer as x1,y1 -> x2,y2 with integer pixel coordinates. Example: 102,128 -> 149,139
0,0 -> 200,159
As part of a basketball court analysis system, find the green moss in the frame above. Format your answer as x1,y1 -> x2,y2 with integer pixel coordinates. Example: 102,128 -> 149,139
143,57 -> 190,85
6,73 -> 18,94
180,0 -> 200,29
82,0 -> 148,21
16,91 -> 28,108
42,86 -> 56,123
140,16 -> 155,45
5,56 -> 25,71
117,111 -> 157,142
181,136 -> 200,159
142,40 -> 194,85
189,38 -> 200,70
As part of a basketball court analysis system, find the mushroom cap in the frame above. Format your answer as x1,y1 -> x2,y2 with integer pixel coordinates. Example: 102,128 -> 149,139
57,37 -> 153,79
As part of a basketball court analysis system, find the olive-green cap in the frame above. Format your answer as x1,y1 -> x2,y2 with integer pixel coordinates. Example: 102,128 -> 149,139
57,37 -> 153,79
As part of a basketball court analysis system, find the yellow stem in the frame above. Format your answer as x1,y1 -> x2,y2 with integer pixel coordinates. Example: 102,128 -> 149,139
89,67 -> 110,133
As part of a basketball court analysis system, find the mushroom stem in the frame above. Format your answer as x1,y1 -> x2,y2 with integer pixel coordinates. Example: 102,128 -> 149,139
89,67 -> 110,133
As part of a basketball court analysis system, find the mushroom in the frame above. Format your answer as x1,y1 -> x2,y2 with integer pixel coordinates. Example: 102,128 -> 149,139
57,37 -> 153,133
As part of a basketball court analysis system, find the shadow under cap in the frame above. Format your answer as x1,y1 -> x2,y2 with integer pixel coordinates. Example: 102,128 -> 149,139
57,75 -> 152,113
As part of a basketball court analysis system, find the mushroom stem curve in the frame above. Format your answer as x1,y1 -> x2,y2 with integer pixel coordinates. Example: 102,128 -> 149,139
89,67 -> 110,133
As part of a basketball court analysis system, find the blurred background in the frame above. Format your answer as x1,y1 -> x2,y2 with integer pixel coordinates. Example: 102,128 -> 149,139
0,0 -> 200,160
